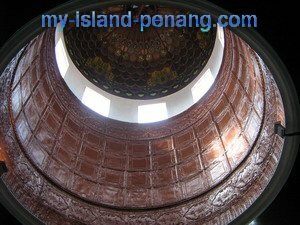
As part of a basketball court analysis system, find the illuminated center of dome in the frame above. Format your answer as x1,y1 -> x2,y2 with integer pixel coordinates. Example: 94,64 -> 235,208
63,5 -> 217,100
55,6 -> 224,123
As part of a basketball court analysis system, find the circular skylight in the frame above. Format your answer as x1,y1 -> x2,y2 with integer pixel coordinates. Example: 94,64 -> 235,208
55,24 -> 224,123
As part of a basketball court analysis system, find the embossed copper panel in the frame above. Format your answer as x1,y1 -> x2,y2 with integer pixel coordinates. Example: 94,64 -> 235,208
6,28 -> 266,210
0,24 -> 286,225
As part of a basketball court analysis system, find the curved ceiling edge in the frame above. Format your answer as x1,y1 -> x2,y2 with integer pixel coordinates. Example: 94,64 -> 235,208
0,1 -> 299,225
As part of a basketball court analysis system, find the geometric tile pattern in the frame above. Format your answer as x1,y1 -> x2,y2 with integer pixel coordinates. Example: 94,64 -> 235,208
10,29 -> 265,209
0,26 -> 286,225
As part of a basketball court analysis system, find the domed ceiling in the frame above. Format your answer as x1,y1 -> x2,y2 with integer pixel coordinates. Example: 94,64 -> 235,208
64,5 -> 216,99
1,1 -> 298,224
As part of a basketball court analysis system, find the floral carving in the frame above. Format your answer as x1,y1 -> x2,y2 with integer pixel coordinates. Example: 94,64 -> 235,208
147,66 -> 177,87
86,56 -> 114,81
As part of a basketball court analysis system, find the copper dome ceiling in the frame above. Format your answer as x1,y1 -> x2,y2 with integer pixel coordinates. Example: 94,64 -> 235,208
63,5 -> 216,99
0,1 -> 299,225
7,27 -> 265,210
0,27 -> 287,223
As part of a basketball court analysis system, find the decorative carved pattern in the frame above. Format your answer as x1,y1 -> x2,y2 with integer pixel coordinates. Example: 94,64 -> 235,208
64,5 -> 216,99
0,26 -> 285,225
